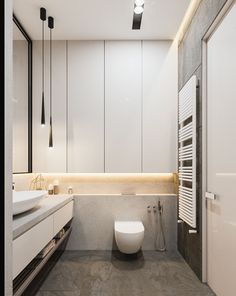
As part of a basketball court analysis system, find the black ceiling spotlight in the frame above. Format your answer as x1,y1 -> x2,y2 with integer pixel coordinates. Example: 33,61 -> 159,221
40,7 -> 46,126
48,16 -> 54,148
132,0 -> 144,30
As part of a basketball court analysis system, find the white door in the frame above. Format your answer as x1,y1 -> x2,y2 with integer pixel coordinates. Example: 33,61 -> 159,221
206,3 -> 236,295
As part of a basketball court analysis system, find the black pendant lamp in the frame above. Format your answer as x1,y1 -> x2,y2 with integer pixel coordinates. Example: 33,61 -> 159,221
48,16 -> 54,148
40,7 -> 46,126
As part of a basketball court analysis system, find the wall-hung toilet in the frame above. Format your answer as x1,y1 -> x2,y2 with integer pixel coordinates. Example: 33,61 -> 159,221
114,221 -> 144,254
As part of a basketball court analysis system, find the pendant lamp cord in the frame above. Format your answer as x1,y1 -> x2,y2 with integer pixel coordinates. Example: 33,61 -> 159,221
50,28 -> 52,119
42,20 -> 44,97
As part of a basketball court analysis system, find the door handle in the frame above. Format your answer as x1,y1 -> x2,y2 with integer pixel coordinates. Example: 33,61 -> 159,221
205,192 -> 216,200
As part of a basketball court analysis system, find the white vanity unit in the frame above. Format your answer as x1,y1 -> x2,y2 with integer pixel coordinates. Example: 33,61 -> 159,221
13,195 -> 74,295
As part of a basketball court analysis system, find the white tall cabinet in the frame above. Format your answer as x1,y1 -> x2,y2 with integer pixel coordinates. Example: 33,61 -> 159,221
33,40 -> 177,173
33,41 -> 67,173
67,41 -> 104,172
105,41 -> 142,172
142,41 -> 177,172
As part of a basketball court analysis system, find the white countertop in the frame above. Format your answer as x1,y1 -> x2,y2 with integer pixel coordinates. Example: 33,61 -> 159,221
13,194 -> 73,240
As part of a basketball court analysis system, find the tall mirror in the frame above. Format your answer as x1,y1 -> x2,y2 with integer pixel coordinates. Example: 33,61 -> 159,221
13,15 -> 32,173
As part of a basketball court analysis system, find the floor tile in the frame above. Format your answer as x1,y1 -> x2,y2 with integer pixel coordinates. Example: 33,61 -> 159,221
38,251 -> 215,296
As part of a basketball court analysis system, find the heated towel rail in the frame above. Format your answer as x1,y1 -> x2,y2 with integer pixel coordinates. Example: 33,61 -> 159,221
178,75 -> 197,229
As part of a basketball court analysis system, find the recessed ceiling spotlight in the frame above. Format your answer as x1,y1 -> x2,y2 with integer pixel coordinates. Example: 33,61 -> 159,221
135,0 -> 144,6
134,5 -> 144,14
132,0 -> 144,29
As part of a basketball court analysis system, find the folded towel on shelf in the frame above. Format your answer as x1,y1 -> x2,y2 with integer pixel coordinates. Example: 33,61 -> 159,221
37,239 -> 56,259
55,228 -> 65,239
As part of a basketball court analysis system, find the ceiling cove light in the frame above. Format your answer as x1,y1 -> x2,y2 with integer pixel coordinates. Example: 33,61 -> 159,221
40,7 -> 46,126
48,16 -> 54,149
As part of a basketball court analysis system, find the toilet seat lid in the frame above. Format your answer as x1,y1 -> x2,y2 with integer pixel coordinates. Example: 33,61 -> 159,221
115,221 -> 144,234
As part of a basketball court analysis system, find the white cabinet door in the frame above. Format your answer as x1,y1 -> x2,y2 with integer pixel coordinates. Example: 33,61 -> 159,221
105,41 -> 142,173
33,41 -> 67,173
68,41 -> 104,173
142,41 -> 177,173
13,215 -> 54,279
53,201 -> 74,235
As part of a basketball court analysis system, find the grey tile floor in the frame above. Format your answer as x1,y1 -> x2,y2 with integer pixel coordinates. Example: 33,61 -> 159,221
36,251 -> 215,296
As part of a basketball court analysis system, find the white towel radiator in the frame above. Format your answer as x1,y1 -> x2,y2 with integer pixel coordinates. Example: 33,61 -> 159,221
178,75 -> 197,229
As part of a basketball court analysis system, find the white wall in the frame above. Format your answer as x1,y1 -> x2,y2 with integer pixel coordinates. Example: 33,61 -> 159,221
5,0 -> 13,294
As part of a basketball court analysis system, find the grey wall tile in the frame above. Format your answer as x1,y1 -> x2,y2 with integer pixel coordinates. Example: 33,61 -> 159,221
179,0 -> 228,90
67,195 -> 177,251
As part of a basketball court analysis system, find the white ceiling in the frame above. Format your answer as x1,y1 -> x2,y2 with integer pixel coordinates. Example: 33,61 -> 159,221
13,0 -> 190,40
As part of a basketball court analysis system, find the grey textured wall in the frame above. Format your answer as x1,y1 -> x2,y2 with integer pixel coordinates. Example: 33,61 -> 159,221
67,195 -> 177,251
178,0 -> 228,280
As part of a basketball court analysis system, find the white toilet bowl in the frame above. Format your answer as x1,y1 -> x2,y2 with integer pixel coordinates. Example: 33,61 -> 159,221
114,221 -> 144,254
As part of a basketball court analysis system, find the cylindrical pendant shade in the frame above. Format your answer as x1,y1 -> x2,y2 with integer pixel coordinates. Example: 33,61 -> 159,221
41,92 -> 45,125
49,116 -> 53,148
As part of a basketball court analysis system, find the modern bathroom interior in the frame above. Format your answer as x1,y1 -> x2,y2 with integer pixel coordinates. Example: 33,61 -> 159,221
3,0 -> 236,295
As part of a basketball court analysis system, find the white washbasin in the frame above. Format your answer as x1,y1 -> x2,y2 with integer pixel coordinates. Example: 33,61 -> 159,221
13,190 -> 47,215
